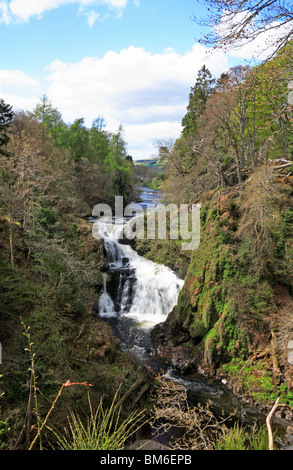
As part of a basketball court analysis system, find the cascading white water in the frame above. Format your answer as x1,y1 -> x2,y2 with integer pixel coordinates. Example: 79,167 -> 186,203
121,242 -> 183,327
95,215 -> 184,329
91,190 -> 283,442
98,272 -> 115,318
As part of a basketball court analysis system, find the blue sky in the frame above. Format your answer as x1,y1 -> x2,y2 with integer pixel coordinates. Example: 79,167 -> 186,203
0,0 -> 278,160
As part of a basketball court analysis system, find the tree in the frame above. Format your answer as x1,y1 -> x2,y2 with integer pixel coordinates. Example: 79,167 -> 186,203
185,66 -> 251,188
181,65 -> 215,137
0,111 -> 50,267
0,99 -> 14,156
92,116 -> 106,131
236,164 -> 289,276
88,117 -> 110,163
111,124 -> 127,160
194,0 -> 293,58
33,95 -> 63,143
243,43 -> 293,161
152,138 -> 175,161
0,111 -> 79,267
162,135 -> 200,204
216,65 -> 252,182
105,125 -> 134,201
67,118 -> 89,162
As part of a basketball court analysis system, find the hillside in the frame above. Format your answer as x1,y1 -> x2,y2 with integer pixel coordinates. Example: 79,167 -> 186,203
152,175 -> 293,407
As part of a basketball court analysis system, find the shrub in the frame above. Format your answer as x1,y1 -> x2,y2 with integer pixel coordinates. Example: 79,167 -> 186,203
51,391 -> 146,450
215,423 -> 270,450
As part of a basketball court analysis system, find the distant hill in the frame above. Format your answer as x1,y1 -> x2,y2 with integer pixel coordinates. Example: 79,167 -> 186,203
134,158 -> 165,183
134,158 -> 158,166
134,159 -> 165,170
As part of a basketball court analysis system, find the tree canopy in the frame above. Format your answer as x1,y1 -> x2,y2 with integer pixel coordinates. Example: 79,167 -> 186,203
0,99 -> 14,156
163,42 -> 293,203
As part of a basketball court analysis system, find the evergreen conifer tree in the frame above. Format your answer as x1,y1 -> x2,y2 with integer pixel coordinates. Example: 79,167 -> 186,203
181,65 -> 215,137
0,99 -> 14,156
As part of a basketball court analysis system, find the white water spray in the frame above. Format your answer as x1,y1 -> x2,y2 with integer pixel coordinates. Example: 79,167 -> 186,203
96,215 -> 184,329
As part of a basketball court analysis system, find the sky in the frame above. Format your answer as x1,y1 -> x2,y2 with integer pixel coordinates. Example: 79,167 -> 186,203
0,0 -> 284,160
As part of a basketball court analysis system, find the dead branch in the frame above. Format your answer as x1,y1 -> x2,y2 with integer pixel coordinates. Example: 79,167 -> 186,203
116,365 -> 153,409
266,397 -> 280,450
151,374 -> 235,450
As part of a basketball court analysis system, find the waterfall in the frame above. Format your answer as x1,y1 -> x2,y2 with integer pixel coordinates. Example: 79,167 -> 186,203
95,214 -> 184,330
102,272 -> 107,292
98,272 -> 115,318
90,190 -> 288,445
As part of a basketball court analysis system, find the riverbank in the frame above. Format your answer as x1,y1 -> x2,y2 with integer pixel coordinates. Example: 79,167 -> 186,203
92,186 -> 293,449
0,210 -> 152,450
133,186 -> 293,447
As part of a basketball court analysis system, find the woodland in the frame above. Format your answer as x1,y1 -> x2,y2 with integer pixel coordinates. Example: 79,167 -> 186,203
1,0 -> 293,452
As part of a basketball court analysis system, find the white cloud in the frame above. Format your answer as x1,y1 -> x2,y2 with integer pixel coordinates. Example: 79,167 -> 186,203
9,0 -> 71,21
44,44 -> 229,159
78,7 -> 100,27
0,69 -> 40,114
0,43 -> 231,160
0,2 -> 10,24
214,12 -> 293,61
87,10 -> 99,27
227,24 -> 293,61
1,92 -> 40,113
0,0 -> 128,24
102,0 -> 127,7
0,69 -> 39,89
125,121 -> 182,160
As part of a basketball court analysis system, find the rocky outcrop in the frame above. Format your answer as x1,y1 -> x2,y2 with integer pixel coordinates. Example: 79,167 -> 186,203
151,183 -> 293,409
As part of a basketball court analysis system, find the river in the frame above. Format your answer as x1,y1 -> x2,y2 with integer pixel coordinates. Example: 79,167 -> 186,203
91,186 -> 289,449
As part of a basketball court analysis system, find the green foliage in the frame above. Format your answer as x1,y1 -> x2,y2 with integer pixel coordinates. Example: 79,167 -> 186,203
148,175 -> 164,190
33,94 -> 63,143
51,392 -> 146,450
0,375 -> 10,450
67,118 -> 89,162
182,65 -> 215,136
0,98 -> 14,155
165,44 -> 293,205
170,181 -> 293,377
31,96 -> 135,207
222,358 -> 293,405
0,259 -> 35,319
0,416 -> 9,450
215,423 -> 270,451
34,206 -> 59,234
0,97 -> 140,450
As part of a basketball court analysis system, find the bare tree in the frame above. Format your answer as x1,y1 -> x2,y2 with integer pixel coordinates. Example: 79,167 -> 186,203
152,138 -> 175,161
151,373 -> 234,450
193,0 -> 293,58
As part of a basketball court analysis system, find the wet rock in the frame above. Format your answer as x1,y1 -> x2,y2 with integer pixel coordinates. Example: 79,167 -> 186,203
286,425 -> 293,435
128,440 -> 171,450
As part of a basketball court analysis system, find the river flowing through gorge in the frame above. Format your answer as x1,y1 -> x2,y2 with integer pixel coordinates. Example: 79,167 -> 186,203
94,187 -> 183,371
89,187 -> 289,448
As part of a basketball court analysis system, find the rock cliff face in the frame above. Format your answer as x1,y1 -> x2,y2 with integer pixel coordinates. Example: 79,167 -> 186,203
152,180 -> 293,390
152,189 -> 242,372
